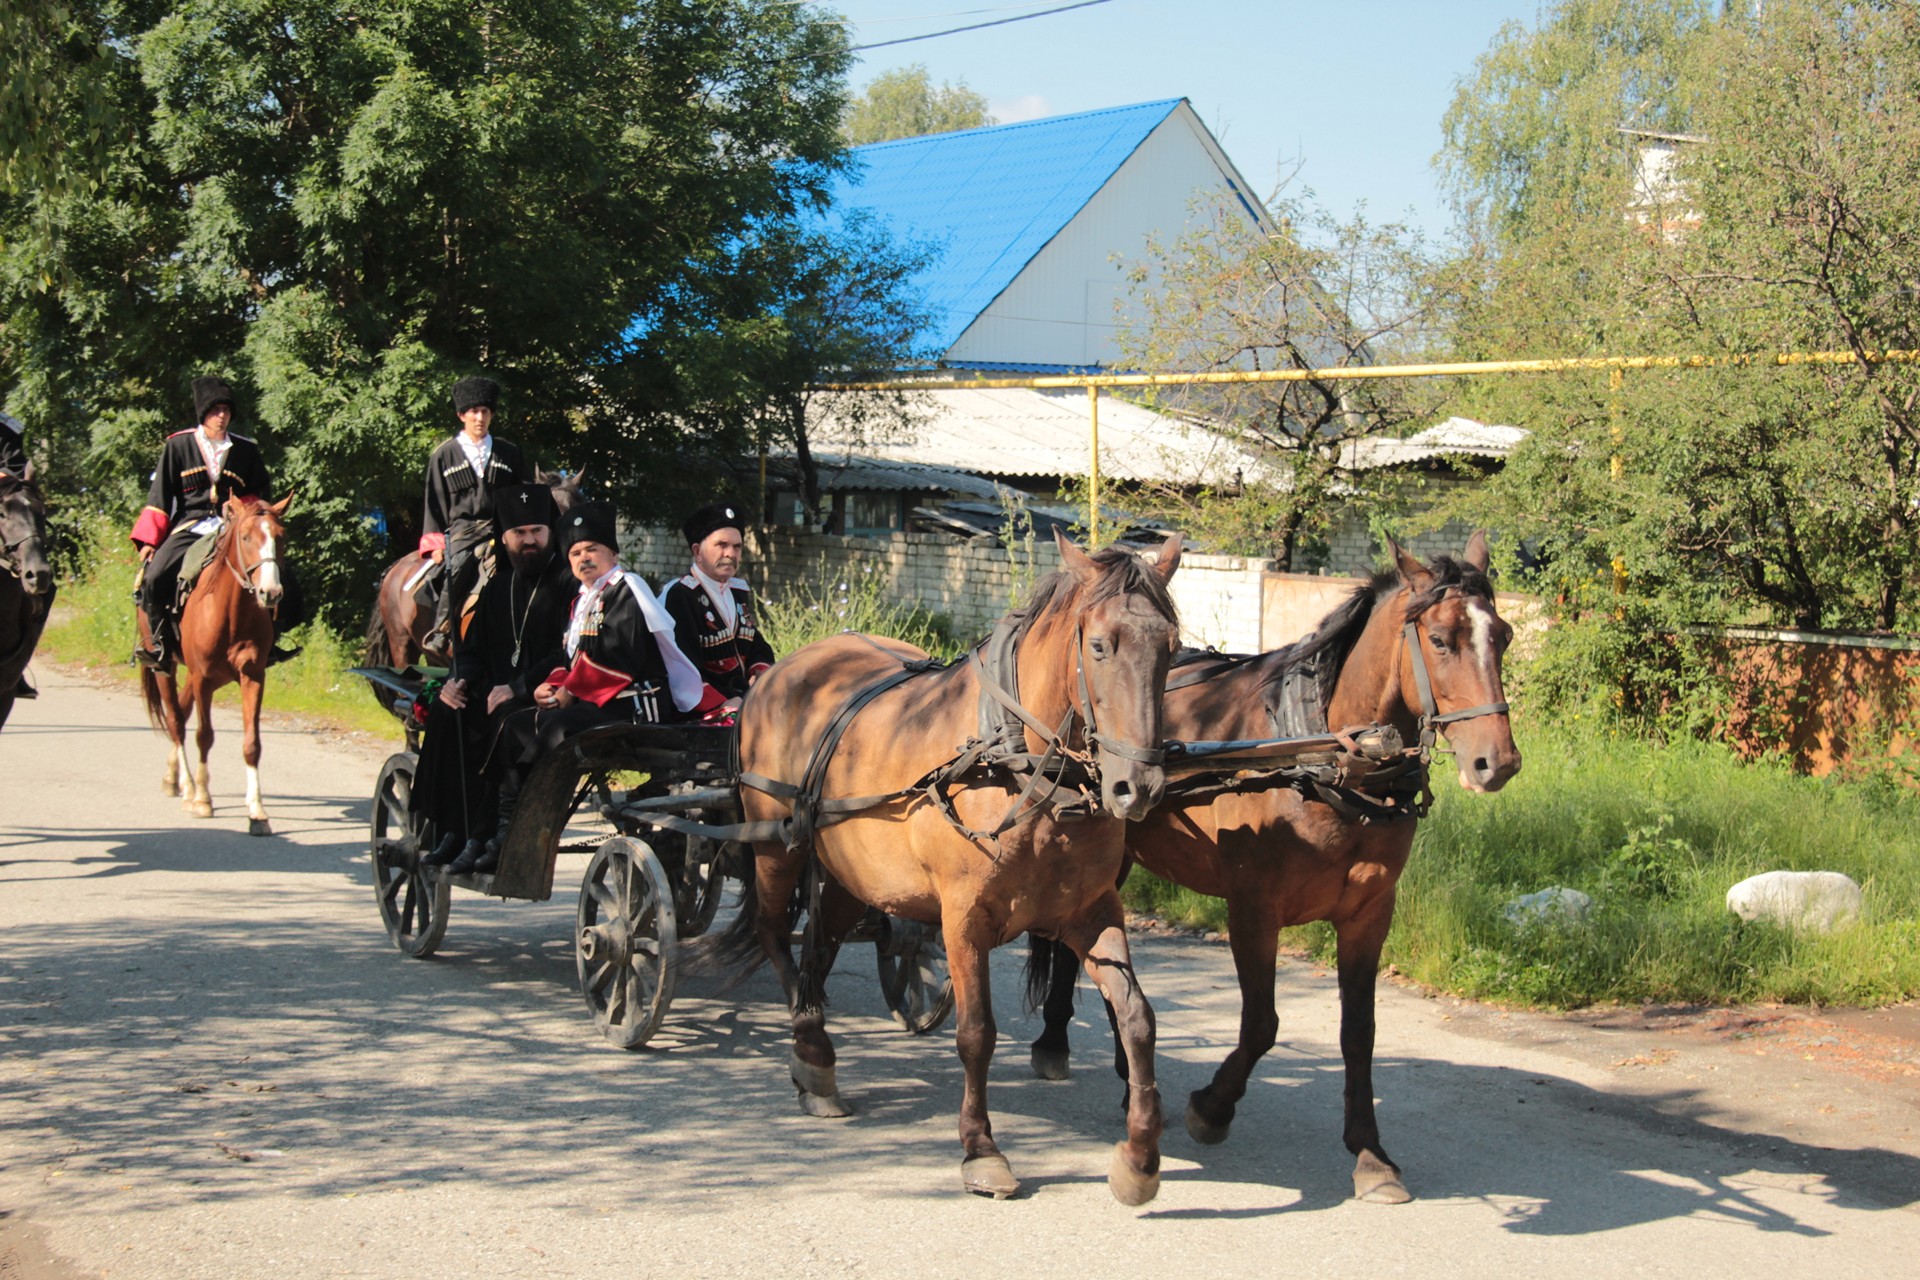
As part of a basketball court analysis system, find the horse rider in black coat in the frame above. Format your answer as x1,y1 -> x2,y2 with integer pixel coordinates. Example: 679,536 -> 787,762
129,377 -> 304,668
414,481 -> 575,869
419,375 -> 531,654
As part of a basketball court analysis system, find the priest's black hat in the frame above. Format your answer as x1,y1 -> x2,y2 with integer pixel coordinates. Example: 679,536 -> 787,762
493,482 -> 556,534
451,376 -> 500,415
192,376 -> 237,423
681,501 -> 745,547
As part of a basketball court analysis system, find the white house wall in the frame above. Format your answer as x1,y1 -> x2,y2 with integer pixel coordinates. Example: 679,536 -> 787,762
945,104 -> 1266,369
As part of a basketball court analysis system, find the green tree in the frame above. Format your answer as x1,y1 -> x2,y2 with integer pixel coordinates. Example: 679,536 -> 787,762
1441,0 -> 1920,633
843,63 -> 993,144
1111,194 -> 1465,568
1,0 -> 850,624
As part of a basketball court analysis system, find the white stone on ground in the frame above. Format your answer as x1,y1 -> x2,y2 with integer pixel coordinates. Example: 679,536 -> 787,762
1726,870 -> 1864,933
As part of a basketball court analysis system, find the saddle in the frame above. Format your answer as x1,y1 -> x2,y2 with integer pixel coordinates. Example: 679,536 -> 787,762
175,526 -> 224,605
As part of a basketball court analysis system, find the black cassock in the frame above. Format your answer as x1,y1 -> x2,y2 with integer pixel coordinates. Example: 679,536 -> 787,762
412,549 -> 572,840
660,574 -> 776,700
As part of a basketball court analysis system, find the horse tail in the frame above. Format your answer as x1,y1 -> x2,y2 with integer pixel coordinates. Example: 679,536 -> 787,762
1023,932 -> 1059,1015
138,664 -> 168,733
688,849 -> 775,988
362,598 -> 390,667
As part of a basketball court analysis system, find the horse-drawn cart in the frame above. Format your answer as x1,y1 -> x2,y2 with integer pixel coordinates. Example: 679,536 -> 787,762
353,666 -> 955,1048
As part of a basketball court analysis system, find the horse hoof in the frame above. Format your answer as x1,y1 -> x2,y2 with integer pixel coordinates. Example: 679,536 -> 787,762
1107,1142 -> 1160,1206
191,804 -> 214,819
961,1154 -> 1019,1199
1353,1153 -> 1412,1204
795,1086 -> 852,1119
1185,1106 -> 1231,1146
247,818 -> 272,837
1031,1046 -> 1071,1081
160,781 -> 180,797
788,1048 -> 838,1099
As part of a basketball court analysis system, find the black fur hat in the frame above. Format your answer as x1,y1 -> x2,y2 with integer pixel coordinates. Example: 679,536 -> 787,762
450,376 -> 500,415
192,376 -> 236,423
560,502 -> 619,553
493,482 -> 556,534
682,501 -> 745,547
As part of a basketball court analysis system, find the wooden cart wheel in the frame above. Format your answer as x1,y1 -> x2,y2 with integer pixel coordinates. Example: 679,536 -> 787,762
875,916 -> 955,1035
672,835 -> 730,939
370,752 -> 450,958
577,836 -> 678,1049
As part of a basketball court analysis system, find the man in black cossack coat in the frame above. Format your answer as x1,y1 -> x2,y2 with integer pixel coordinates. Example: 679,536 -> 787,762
414,482 -> 574,869
465,503 -> 721,873
129,376 -> 304,667
660,502 -> 775,721
419,375 -> 531,652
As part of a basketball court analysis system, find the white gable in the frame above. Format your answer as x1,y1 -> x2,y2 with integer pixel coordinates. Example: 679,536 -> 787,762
944,101 -> 1270,369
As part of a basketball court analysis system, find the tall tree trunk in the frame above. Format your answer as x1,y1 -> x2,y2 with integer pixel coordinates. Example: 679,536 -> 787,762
789,393 -> 823,527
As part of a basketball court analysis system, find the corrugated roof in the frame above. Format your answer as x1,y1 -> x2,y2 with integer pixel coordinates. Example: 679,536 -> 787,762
1340,417 -> 1529,471
764,452 -> 1005,498
809,386 -> 1274,489
827,100 -> 1186,353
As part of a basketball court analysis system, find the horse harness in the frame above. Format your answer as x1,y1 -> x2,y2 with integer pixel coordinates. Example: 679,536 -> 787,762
727,616 -> 1162,856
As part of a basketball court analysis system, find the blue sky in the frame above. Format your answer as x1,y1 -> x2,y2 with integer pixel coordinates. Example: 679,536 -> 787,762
837,0 -> 1547,239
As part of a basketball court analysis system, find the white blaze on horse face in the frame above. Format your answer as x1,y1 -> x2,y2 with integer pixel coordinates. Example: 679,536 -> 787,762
256,530 -> 282,597
1465,598 -> 1499,680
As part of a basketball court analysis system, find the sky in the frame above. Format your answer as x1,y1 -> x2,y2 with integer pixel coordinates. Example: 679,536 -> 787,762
836,0 -> 1548,240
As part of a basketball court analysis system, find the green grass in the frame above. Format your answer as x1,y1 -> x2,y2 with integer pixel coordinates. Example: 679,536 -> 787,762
38,525 -> 405,740
758,556 -> 963,660
1124,712 -> 1920,1008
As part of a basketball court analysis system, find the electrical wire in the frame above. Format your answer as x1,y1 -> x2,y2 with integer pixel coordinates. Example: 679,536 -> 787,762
850,0 -> 1114,52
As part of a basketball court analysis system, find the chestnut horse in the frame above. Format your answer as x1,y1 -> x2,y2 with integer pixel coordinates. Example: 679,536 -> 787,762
364,468 -> 581,667
0,464 -> 55,730
1027,534 -> 1521,1203
713,534 -> 1182,1204
138,495 -> 294,834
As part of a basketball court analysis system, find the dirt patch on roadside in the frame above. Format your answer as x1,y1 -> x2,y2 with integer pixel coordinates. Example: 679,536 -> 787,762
0,1212 -> 84,1280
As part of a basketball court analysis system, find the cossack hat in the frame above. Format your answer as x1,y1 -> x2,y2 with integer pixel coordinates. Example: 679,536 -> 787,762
451,376 -> 500,415
493,482 -> 556,534
192,376 -> 237,423
561,502 -> 619,553
682,502 -> 745,547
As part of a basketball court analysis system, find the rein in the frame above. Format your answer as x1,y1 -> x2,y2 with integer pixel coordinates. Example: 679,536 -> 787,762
1400,617 -> 1510,750
0,488 -> 46,588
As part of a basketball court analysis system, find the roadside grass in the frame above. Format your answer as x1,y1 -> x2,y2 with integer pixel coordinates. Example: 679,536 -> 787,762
758,557 -> 965,660
1124,711 -> 1920,1008
37,525 -> 402,740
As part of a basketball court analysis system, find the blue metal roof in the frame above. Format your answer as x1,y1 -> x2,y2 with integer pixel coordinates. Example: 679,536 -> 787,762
827,99 -> 1186,354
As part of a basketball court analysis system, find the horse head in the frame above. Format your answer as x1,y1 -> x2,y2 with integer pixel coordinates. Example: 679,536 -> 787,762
1040,529 -> 1183,822
540,466 -> 585,517
1374,531 -> 1521,793
223,492 -> 293,610
0,462 -> 52,598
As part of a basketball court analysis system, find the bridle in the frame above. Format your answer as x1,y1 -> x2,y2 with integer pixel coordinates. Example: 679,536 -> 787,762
0,486 -> 48,590
220,504 -> 283,613
1401,599 -> 1510,751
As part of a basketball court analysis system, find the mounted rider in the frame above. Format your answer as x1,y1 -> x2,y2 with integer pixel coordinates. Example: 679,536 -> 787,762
474,504 -> 723,873
659,502 -> 776,723
0,410 -> 25,480
413,480 -> 575,872
130,377 -> 302,669
419,376 -> 531,654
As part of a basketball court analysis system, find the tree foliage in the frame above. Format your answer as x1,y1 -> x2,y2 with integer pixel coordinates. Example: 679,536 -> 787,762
1441,0 -> 1920,632
1,0 -> 852,625
1111,194 -> 1465,568
842,63 -> 993,145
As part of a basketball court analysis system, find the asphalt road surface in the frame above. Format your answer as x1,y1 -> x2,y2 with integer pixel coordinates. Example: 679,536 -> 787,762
3,668 -> 1918,1279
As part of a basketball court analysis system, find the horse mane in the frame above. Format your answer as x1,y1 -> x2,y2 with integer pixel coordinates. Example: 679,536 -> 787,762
1261,553 -> 1495,709
1007,546 -> 1179,642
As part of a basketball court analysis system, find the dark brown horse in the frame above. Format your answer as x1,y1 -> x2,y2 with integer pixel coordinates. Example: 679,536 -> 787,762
0,464 -> 54,730
1028,534 -> 1521,1203
139,494 -> 294,834
715,533 -> 1183,1203
364,468 -> 581,667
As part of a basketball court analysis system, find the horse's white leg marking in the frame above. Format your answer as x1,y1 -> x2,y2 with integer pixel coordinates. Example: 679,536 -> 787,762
245,765 -> 266,821
163,742 -> 182,795
192,761 -> 212,817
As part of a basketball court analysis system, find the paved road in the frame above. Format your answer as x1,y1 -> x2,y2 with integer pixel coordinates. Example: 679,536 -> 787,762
3,668 -> 1918,1279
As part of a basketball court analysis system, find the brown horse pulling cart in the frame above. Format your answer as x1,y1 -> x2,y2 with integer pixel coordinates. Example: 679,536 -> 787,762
354,666 -> 955,1048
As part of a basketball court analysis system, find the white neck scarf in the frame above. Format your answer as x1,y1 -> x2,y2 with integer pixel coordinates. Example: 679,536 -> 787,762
689,564 -> 743,628
195,426 -> 232,479
565,564 -> 678,657
458,432 -> 492,478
